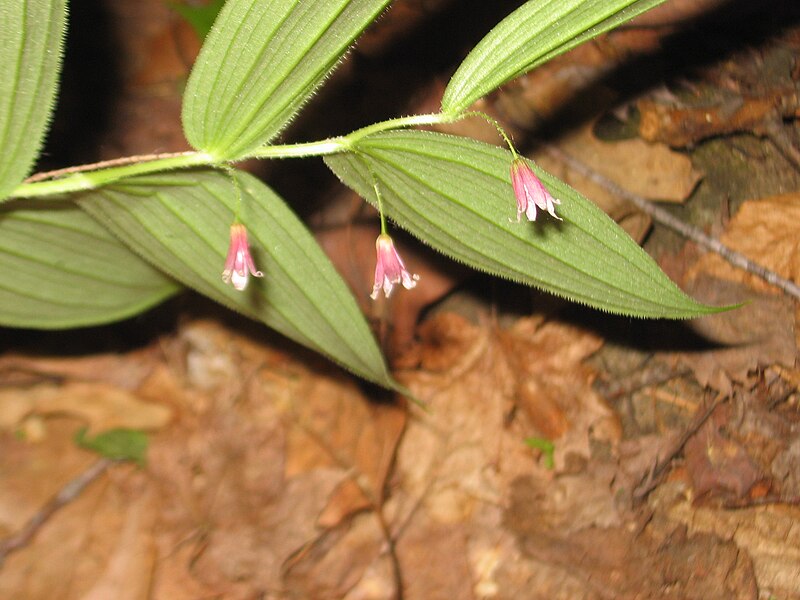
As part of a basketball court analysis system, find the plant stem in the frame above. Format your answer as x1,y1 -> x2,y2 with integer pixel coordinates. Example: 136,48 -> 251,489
464,111 -> 518,158
245,113 -> 456,157
10,152 -> 215,199
244,137 -> 348,159
7,113 -> 459,201
344,113 -> 457,145
366,162 -> 388,235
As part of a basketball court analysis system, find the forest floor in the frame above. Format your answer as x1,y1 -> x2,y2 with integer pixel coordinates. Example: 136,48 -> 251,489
1,0 -> 799,598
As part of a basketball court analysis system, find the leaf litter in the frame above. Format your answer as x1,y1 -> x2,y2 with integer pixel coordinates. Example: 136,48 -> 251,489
2,302 -> 788,598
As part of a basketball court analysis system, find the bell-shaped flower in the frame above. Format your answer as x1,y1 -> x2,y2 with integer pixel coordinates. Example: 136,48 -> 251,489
510,158 -> 562,222
370,233 -> 419,299
222,223 -> 263,291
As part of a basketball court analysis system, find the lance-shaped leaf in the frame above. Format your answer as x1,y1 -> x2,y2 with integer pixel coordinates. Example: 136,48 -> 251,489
325,131 -> 717,318
441,0 -> 665,115
0,200 -> 179,328
77,170 -> 398,390
182,0 -> 391,160
0,0 -> 68,199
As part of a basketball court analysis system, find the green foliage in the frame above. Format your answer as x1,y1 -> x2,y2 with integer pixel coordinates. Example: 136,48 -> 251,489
77,170 -> 400,390
181,0 -> 391,160
170,0 -> 226,40
524,437 -> 555,470
326,131 -> 716,318
0,200 -> 179,328
0,0 -> 718,392
0,0 -> 67,199
74,427 -> 149,466
442,0 -> 666,114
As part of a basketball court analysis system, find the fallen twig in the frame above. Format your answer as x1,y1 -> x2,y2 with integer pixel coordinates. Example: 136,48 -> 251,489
632,396 -> 722,501
0,458 -> 113,567
723,495 -> 800,509
595,361 -> 692,401
764,118 -> 800,172
546,146 -> 800,302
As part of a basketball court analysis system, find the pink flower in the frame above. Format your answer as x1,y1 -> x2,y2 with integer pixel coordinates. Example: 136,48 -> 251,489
510,158 -> 562,222
370,234 -> 419,299
222,223 -> 263,291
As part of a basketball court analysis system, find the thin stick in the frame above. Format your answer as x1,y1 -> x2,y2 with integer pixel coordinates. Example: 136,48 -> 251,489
633,396 -> 721,501
0,458 -> 113,566
546,146 -> 800,302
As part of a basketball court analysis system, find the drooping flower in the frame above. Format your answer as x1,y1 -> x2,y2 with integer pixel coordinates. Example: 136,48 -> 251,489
222,223 -> 263,291
510,158 -> 562,222
370,233 -> 419,299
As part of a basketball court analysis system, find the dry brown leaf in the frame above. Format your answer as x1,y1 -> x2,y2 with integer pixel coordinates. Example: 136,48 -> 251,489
501,316 -> 620,468
179,318 -> 296,392
415,311 -> 483,373
284,373 -> 406,526
143,318 -> 405,597
0,421 -> 156,600
0,348 -> 159,390
146,379 -> 289,595
556,122 -> 703,202
0,382 -> 172,434
666,275 -> 797,395
135,363 -> 208,417
394,511 -> 474,600
690,193 -> 800,293
652,482 -> 800,599
637,92 -> 800,148
685,383 -> 800,501
383,312 -> 619,598
538,127 -> 698,203
0,419 -> 95,535
684,414 -> 763,500
79,484 -> 157,600
538,122 -> 701,242
149,543 -> 221,600
507,477 -> 758,600
283,513 -> 390,599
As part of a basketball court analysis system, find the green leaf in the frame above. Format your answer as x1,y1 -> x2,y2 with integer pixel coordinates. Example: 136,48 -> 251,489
75,427 -> 149,467
170,0 -> 226,40
325,130 -> 718,318
524,437 -> 555,470
0,200 -> 179,328
441,0 -> 666,114
77,170 -> 399,390
0,0 -> 68,199
182,0 -> 391,160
